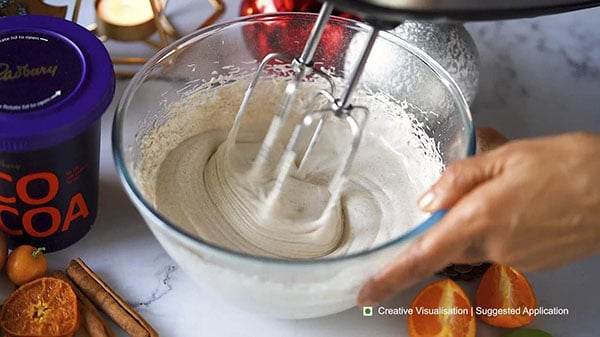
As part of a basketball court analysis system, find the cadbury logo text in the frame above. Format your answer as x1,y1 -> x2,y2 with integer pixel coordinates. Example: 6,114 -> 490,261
0,63 -> 58,81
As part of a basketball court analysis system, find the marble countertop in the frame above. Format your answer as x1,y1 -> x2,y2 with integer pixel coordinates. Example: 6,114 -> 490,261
3,1 -> 598,336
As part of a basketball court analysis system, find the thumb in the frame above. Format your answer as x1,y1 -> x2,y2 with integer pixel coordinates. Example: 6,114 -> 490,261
357,207 -> 481,306
418,148 -> 505,212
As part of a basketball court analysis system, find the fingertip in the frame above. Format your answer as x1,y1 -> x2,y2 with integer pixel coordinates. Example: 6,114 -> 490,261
357,279 -> 387,307
357,289 -> 377,308
421,155 -> 499,211
417,190 -> 438,212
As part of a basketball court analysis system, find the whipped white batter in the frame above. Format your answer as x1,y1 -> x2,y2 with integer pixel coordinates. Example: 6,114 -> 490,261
137,75 -> 443,260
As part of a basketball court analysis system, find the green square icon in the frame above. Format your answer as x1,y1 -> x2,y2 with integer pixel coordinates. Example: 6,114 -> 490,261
363,306 -> 373,316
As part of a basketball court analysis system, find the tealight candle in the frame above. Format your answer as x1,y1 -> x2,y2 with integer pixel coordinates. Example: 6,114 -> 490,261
94,0 -> 161,41
96,0 -> 154,26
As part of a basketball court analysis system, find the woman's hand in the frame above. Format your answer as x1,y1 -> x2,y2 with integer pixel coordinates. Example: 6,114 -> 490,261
358,130 -> 600,306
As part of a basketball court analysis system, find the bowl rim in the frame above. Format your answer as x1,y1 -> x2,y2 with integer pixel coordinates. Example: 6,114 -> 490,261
112,12 -> 475,266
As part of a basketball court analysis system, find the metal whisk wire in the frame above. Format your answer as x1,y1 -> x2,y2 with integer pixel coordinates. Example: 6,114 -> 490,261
226,2 -> 336,175
228,1 -> 381,221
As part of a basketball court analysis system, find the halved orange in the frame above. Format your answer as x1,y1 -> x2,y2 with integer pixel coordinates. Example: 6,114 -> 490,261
408,279 -> 476,337
475,264 -> 536,328
0,277 -> 79,337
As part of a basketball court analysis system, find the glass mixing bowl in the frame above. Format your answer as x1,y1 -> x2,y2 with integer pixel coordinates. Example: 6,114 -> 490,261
113,13 -> 474,319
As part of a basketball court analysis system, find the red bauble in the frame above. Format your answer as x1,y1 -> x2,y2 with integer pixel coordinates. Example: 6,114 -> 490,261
239,0 -> 359,71
240,0 -> 358,19
240,0 -> 322,16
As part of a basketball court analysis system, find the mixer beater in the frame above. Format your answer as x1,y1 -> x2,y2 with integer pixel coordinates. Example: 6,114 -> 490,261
226,2 -> 383,221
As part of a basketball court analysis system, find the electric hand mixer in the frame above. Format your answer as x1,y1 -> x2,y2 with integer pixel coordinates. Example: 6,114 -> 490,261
227,0 -> 600,224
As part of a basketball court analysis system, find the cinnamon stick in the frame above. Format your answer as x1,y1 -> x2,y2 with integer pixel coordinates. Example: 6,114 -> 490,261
53,270 -> 115,337
66,258 -> 158,337
83,305 -> 110,337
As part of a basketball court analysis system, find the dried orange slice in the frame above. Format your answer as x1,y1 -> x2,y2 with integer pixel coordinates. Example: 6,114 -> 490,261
408,279 -> 476,337
0,277 -> 79,337
475,264 -> 536,328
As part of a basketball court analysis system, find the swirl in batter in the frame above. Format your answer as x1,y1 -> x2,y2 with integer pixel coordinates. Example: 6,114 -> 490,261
139,78 -> 443,259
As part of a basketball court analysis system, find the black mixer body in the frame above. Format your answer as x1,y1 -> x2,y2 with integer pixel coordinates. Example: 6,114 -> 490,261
326,0 -> 600,23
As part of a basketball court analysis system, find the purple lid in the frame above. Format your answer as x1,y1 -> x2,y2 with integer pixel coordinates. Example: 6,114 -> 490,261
0,15 -> 115,152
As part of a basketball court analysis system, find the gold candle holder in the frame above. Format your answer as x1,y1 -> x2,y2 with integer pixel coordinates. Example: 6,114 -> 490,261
95,0 -> 162,42
90,0 -> 226,77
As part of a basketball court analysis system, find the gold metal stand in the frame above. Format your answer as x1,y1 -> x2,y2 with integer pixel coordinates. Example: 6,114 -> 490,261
89,0 -> 226,77
198,0 -> 225,29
